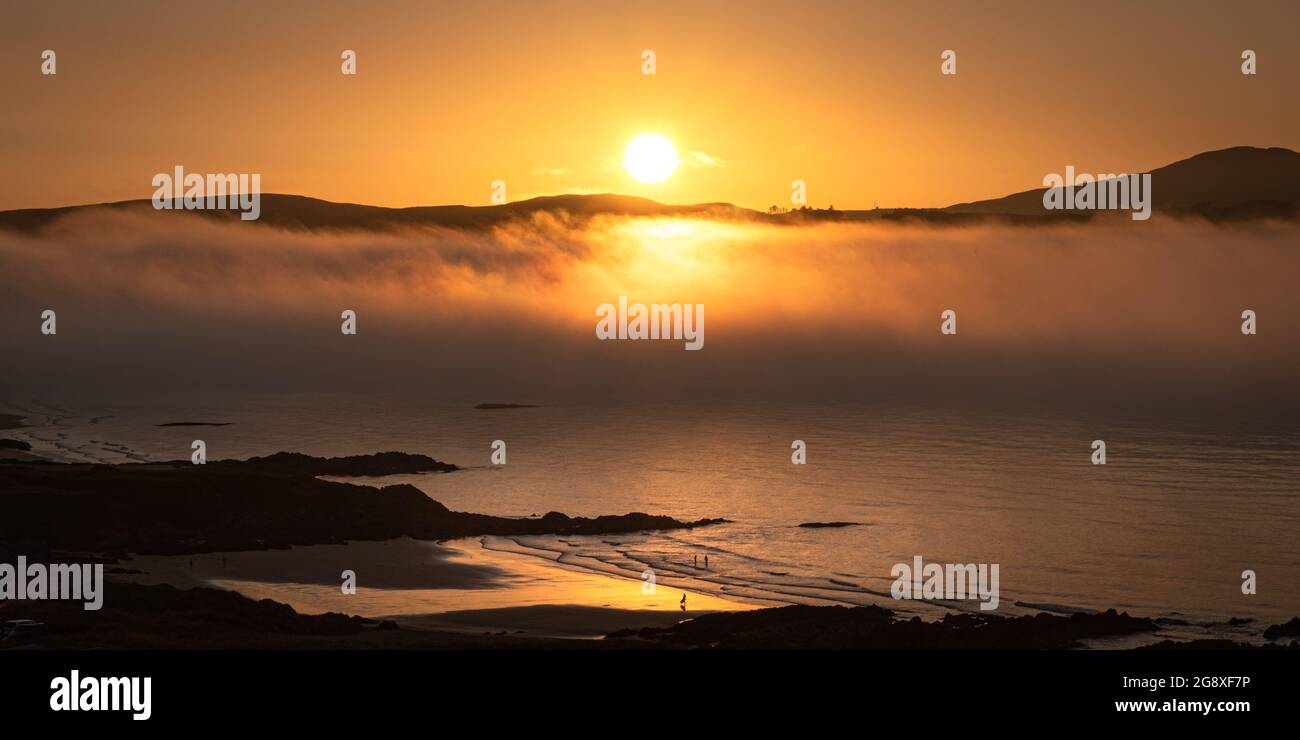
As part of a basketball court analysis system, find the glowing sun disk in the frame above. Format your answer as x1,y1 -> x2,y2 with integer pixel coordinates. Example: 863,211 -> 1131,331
624,134 -> 679,184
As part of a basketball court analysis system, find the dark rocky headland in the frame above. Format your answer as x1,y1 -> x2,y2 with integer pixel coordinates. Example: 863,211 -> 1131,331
0,452 -> 724,558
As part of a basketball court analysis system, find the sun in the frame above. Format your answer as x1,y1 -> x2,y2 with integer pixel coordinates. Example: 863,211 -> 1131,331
624,134 -> 679,184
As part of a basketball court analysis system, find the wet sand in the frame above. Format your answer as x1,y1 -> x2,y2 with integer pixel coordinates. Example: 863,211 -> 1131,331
122,536 -> 757,638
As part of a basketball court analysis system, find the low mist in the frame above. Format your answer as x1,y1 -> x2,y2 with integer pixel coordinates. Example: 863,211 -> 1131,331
2,209 -> 1297,418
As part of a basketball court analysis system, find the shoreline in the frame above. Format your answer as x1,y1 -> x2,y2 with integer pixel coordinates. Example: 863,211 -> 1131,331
119,535 -> 757,639
105,535 -> 1300,648
2,433 -> 1295,649
9,572 -> 1297,649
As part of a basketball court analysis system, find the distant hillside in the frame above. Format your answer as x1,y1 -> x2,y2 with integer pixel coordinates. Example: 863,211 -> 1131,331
0,193 -> 759,233
944,146 -> 1300,219
1,147 -> 1296,232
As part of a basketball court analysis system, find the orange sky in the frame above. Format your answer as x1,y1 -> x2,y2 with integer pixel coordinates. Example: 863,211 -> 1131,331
2,0 -> 1297,211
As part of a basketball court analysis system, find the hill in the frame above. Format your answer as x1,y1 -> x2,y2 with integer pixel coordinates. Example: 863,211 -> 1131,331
1,147 -> 1296,231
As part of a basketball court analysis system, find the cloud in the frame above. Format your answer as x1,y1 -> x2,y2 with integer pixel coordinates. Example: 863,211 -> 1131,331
685,151 -> 726,168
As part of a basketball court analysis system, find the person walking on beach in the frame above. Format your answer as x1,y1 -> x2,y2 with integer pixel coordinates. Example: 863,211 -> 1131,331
705,555 -> 709,569
680,593 -> 686,611
694,555 -> 698,568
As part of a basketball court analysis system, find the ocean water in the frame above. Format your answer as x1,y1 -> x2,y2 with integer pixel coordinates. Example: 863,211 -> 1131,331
7,395 -> 1299,640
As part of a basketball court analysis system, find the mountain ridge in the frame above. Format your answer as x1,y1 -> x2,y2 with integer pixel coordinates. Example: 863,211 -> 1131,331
1,146 -> 1296,231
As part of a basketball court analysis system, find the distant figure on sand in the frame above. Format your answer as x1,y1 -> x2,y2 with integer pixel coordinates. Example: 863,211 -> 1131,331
705,555 -> 709,569
680,593 -> 686,611
694,555 -> 698,568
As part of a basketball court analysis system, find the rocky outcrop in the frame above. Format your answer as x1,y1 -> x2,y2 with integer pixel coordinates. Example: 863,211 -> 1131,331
607,605 -> 1160,649
1264,617 -> 1300,639
204,451 -> 458,476
0,453 -> 724,557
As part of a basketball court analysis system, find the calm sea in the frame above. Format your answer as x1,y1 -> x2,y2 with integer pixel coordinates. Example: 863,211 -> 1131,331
8,394 -> 1298,639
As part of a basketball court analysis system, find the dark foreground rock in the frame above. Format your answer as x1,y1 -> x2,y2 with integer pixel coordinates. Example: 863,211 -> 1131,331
2,582 -> 364,649
607,604 -> 1162,649
1264,617 -> 1300,639
4,580 -> 1286,650
1138,639 -> 1299,650
0,454 -> 727,557
0,582 -> 611,649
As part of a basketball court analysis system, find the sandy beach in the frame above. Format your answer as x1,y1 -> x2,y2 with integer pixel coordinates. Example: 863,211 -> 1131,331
120,536 -> 756,639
